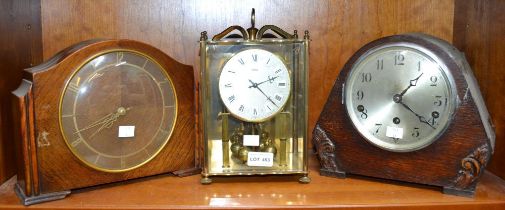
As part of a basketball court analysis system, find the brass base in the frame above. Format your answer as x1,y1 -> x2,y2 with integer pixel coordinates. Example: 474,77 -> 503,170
200,177 -> 213,185
298,175 -> 311,184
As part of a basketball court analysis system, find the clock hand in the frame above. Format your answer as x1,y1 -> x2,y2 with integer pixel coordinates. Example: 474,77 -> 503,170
248,76 -> 279,88
248,79 -> 278,107
248,79 -> 258,88
392,73 -> 434,129
258,87 -> 279,107
74,112 -> 114,134
89,114 -> 118,138
76,107 -> 131,138
89,107 -> 131,138
399,102 -> 435,129
399,73 -> 424,97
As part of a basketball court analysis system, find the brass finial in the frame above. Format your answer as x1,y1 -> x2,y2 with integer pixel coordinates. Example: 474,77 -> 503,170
247,8 -> 258,40
304,30 -> 310,40
251,8 -> 255,28
200,31 -> 208,41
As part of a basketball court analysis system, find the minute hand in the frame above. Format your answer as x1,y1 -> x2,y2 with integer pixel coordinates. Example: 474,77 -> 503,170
248,79 -> 278,107
399,101 -> 435,129
74,113 -> 114,134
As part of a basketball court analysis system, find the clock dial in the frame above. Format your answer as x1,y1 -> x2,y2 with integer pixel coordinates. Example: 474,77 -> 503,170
218,49 -> 291,122
345,45 -> 456,152
60,51 -> 177,172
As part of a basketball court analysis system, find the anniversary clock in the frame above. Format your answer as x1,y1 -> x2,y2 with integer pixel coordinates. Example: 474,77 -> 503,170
11,39 -> 198,205
199,9 -> 310,183
313,33 -> 495,196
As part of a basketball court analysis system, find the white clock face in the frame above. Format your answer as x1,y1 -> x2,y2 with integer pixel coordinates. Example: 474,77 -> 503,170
345,45 -> 456,152
219,49 -> 291,122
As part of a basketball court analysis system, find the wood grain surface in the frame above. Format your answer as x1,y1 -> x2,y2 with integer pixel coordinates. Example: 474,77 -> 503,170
13,39 -> 197,195
0,0 -> 42,184
313,33 -> 492,196
1,1 -> 504,208
39,0 -> 455,147
453,0 -> 505,181
3,0 -> 505,193
0,155 -> 504,209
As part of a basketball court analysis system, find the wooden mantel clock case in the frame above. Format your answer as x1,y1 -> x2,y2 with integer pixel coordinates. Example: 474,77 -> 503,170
313,33 -> 495,196
11,39 -> 198,205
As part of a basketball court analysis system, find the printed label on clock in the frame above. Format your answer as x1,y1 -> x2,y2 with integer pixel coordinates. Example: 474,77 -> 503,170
118,126 -> 135,138
247,152 -> 274,167
243,135 -> 260,146
386,126 -> 403,139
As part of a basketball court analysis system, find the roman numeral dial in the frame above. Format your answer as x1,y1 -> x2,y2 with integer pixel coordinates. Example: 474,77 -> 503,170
219,49 -> 291,122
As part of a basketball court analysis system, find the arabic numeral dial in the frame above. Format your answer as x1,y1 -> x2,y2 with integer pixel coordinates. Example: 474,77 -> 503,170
345,46 -> 455,152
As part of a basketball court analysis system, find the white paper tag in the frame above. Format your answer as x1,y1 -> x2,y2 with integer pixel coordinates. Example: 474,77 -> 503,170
247,152 -> 274,167
243,135 -> 260,146
386,126 -> 403,139
118,126 -> 135,138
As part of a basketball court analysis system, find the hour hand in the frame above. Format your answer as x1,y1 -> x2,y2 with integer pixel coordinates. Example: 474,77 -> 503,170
76,107 -> 131,138
255,76 -> 279,87
399,73 -> 424,96
74,113 -> 113,134
89,107 -> 131,138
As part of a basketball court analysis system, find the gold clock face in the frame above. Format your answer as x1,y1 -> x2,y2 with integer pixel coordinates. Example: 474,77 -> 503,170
60,50 -> 177,172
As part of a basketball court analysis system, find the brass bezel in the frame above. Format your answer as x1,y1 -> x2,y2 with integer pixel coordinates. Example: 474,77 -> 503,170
59,49 -> 178,173
217,47 -> 293,123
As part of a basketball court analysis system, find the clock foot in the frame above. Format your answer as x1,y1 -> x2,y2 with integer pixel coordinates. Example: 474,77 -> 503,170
443,186 -> 476,197
200,177 -> 213,185
173,167 -> 202,177
298,175 -> 311,184
313,124 -> 345,178
320,168 -> 346,178
15,183 -> 70,206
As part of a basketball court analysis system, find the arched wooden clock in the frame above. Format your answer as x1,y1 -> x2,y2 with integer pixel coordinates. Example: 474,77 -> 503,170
11,39 -> 198,205
199,9 -> 310,184
313,33 -> 495,196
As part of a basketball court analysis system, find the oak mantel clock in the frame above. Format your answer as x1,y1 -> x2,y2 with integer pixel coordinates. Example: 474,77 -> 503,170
199,9 -> 310,184
313,33 -> 495,196
11,39 -> 198,205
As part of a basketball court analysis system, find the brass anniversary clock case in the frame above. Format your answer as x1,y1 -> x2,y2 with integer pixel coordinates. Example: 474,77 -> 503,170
199,10 -> 310,183
313,33 -> 495,196
11,39 -> 198,205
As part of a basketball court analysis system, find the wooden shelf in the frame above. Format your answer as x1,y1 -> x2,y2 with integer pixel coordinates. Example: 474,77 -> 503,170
1,156 -> 504,209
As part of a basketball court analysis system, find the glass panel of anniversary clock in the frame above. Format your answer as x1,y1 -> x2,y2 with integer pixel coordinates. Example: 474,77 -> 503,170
201,41 -> 308,174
